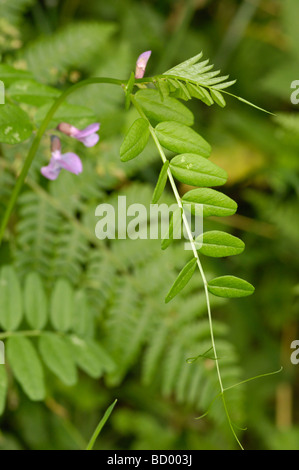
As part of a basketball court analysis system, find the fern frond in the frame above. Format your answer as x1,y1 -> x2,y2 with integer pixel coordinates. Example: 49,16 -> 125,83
16,192 -> 61,280
0,166 -> 15,221
21,22 -> 117,83
85,251 -> 117,315
105,277 -> 153,385
51,222 -> 89,285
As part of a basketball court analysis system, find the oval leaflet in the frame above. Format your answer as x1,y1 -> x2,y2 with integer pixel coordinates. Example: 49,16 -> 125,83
195,231 -> 245,257
155,121 -> 211,157
120,118 -> 150,162
208,275 -> 255,298
170,153 -> 227,187
135,89 -> 194,126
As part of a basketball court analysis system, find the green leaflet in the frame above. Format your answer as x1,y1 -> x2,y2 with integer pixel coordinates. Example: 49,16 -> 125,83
182,188 -> 237,217
175,80 -> 192,100
72,290 -> 93,338
165,258 -> 197,303
7,336 -> 45,401
195,231 -> 245,257
0,365 -> 7,416
161,206 -> 182,250
210,88 -> 226,108
0,265 -> 23,331
155,121 -> 211,157
134,89 -> 194,126
166,78 -> 180,91
165,80 -> 191,101
208,275 -> 255,298
212,80 -> 237,90
38,333 -> 77,386
7,80 -> 61,107
155,78 -> 170,100
152,161 -> 169,204
170,154 -> 227,187
120,118 -> 150,162
0,104 -> 33,144
50,278 -> 74,332
69,336 -> 116,379
24,272 -> 48,330
187,83 -> 214,106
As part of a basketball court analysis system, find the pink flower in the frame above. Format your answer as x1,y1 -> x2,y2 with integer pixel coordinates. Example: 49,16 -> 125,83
57,122 -> 100,147
41,136 -> 82,180
135,51 -> 152,79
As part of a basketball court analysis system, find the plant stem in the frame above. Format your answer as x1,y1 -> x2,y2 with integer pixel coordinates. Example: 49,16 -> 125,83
131,94 -> 243,449
153,127 -> 243,449
0,330 -> 41,340
0,77 -> 125,246
149,125 -> 224,390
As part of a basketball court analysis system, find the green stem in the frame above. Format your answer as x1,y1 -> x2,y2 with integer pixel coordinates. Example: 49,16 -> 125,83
160,74 -> 273,115
0,77 -> 126,246
131,93 -> 243,450
0,329 -> 41,340
221,394 -> 244,450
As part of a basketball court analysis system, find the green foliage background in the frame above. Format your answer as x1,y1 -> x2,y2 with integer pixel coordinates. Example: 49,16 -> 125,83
0,0 -> 298,450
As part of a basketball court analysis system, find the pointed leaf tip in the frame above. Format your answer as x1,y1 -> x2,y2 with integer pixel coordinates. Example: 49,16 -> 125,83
165,258 -> 197,303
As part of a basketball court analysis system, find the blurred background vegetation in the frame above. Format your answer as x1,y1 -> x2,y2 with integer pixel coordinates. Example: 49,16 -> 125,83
0,0 -> 298,450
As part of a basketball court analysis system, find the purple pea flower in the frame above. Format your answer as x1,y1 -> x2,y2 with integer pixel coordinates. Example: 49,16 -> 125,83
41,136 -> 82,180
135,51 -> 151,79
57,122 -> 100,147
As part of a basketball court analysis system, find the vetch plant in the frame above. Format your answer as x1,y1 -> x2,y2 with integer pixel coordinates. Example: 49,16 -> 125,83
135,51 -> 152,79
40,122 -> 100,180
0,50 -> 280,450
41,135 -> 83,180
57,122 -> 100,147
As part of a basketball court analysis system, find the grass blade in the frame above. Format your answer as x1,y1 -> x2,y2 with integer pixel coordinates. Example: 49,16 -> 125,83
86,399 -> 118,450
